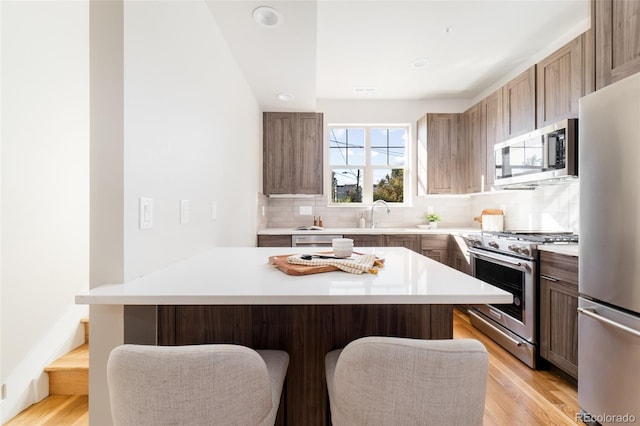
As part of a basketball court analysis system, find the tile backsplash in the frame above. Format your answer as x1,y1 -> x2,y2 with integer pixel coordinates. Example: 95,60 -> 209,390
259,180 -> 580,233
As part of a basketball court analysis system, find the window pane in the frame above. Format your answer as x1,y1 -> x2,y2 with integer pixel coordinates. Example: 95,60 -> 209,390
331,168 -> 363,203
329,128 -> 365,166
370,128 -> 406,166
373,168 -> 404,203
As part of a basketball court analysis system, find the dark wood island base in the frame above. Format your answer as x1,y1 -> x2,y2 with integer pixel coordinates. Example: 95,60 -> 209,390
146,304 -> 453,426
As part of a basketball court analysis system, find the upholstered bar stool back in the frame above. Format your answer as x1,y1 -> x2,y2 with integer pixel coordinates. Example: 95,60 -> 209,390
325,337 -> 488,426
107,344 -> 288,426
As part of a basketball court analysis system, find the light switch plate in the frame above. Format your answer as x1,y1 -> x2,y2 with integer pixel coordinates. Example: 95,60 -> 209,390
211,201 -> 217,221
180,200 -> 190,224
139,197 -> 153,229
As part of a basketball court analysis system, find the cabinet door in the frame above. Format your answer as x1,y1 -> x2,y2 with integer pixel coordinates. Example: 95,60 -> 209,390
427,114 -> 460,194
344,234 -> 383,247
263,112 -> 323,195
421,234 -> 449,264
384,234 -> 420,253
595,0 -> 640,89
539,252 -> 579,378
502,66 -> 536,139
463,102 -> 484,193
294,113 -> 323,194
481,89 -> 502,188
263,112 -> 295,194
448,235 -> 470,274
537,35 -> 586,126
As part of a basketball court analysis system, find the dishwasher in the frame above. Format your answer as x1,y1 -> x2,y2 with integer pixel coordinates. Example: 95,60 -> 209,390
291,234 -> 343,247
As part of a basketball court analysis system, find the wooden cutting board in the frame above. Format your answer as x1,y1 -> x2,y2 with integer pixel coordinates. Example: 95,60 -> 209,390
268,253 -> 384,276
269,254 -> 341,276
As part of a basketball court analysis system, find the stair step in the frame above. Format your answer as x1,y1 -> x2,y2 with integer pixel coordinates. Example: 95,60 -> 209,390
44,343 -> 89,395
80,315 -> 89,343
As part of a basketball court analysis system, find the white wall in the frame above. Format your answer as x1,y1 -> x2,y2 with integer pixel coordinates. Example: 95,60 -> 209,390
1,1 -> 90,422
123,0 -> 261,280
88,2 -> 263,423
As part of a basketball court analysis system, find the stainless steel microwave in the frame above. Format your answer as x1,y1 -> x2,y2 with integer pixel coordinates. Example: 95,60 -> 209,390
494,118 -> 577,187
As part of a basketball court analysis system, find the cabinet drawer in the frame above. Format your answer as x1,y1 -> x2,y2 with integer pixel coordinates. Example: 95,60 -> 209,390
421,234 -> 449,250
540,251 -> 578,285
257,235 -> 292,247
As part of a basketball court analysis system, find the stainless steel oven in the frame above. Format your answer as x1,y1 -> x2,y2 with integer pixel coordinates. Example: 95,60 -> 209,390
468,247 -> 538,368
465,231 -> 578,368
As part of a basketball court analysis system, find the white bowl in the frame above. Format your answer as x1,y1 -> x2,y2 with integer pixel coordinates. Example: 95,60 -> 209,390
333,247 -> 354,258
416,224 -> 431,229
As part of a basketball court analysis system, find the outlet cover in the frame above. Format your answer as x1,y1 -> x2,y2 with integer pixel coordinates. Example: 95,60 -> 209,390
299,205 -> 313,215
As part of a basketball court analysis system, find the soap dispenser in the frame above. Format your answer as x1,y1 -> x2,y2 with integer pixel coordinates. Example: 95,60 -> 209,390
358,213 -> 366,228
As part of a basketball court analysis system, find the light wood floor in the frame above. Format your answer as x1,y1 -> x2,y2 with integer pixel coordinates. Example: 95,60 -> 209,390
5,308 -> 581,425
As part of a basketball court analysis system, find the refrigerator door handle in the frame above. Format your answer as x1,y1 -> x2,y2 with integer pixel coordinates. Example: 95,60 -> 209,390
578,307 -> 640,338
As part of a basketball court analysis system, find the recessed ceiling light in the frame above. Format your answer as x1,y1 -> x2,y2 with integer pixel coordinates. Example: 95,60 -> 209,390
353,86 -> 377,96
276,93 -> 295,102
411,58 -> 430,69
252,6 -> 283,28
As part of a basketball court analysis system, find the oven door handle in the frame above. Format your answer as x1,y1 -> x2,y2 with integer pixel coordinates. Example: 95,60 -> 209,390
468,248 -> 532,271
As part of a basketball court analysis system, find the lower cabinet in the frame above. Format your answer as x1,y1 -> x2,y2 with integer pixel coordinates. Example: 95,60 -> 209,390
539,251 -> 579,379
421,234 -> 449,264
344,234 -> 383,247
448,235 -> 470,275
257,235 -> 292,247
384,234 -> 421,253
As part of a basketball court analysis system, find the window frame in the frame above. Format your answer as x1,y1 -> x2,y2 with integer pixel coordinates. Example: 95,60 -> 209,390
327,124 -> 410,206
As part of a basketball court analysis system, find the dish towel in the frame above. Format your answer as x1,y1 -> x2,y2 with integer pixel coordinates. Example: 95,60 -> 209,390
287,253 -> 382,274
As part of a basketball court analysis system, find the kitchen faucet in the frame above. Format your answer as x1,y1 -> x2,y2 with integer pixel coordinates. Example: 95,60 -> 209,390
370,199 -> 390,229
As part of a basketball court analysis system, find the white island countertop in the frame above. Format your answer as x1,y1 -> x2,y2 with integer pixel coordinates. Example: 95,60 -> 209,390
76,247 -> 512,306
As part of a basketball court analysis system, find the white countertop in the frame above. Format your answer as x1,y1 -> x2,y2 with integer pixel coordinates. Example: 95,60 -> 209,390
76,247 -> 511,306
538,243 -> 579,257
258,227 -> 479,236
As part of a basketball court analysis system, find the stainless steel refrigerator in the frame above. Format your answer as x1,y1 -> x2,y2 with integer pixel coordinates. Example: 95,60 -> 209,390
578,71 -> 640,425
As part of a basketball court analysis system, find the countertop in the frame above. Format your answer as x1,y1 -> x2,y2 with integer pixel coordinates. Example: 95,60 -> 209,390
75,247 -> 512,306
538,243 -> 579,257
258,227 -> 479,236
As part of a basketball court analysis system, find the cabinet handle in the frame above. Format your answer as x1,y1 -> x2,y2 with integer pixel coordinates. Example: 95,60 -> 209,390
540,274 -> 558,282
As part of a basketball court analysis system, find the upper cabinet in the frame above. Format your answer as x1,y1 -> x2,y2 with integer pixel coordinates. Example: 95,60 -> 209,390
594,0 -> 640,90
425,113 -> 461,194
481,89 -> 503,189
502,66 -> 536,139
263,112 -> 323,195
462,102 -> 484,193
537,34 -> 594,127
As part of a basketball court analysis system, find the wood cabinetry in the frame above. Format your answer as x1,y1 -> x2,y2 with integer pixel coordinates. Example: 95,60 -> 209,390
448,235 -> 470,275
384,234 -> 421,253
594,0 -> 640,90
539,251 -> 579,379
421,234 -> 449,264
426,113 -> 461,194
344,233 -> 384,247
462,102 -> 484,193
502,66 -> 536,139
263,112 -> 323,195
537,34 -> 594,127
481,90 -> 503,188
257,235 -> 292,247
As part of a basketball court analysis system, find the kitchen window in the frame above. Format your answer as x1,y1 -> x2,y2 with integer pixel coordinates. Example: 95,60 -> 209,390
329,125 -> 407,204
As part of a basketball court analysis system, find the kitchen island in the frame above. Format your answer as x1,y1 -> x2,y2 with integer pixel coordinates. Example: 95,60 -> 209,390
77,247 -> 511,425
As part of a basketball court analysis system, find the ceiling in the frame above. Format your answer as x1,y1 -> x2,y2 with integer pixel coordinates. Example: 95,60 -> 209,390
207,0 -> 590,111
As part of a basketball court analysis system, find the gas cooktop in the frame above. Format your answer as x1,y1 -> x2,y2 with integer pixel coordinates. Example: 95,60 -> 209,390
484,231 -> 579,244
